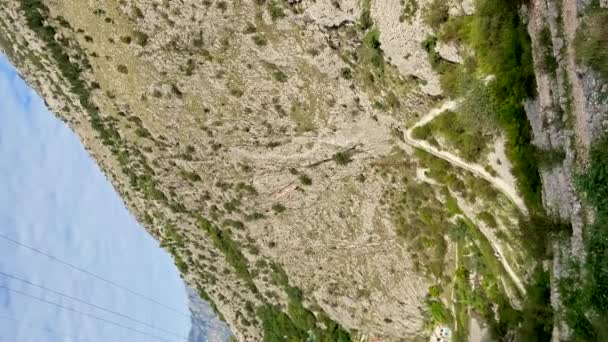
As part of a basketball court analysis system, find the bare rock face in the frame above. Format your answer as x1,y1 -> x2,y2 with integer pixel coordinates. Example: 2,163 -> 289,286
372,0 -> 442,96
306,0 -> 359,28
186,285 -> 233,342
527,0 -> 608,339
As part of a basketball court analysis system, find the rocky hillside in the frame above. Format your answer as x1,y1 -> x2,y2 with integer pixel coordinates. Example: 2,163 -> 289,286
1,0 -> 606,340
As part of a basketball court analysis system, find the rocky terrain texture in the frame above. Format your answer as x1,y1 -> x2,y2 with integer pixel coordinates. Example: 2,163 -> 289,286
525,0 -> 608,339
1,0 -> 605,341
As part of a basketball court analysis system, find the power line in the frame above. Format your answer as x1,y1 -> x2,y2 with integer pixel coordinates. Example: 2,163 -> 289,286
0,232 -> 191,318
1,285 -> 173,342
0,314 -> 90,341
0,271 -> 188,340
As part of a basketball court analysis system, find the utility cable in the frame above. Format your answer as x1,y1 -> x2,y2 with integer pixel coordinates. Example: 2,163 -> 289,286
0,271 -> 188,340
0,314 -> 90,341
0,285 -> 172,342
0,232 -> 191,318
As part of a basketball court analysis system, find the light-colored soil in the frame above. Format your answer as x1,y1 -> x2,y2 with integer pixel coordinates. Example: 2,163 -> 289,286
488,137 -> 517,192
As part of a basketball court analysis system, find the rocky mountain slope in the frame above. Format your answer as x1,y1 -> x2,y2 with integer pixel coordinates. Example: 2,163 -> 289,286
1,0 -> 606,340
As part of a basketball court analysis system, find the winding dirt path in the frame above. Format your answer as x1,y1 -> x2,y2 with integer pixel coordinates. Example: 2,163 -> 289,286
401,101 -> 529,215
401,101 -> 528,296
456,198 -> 527,296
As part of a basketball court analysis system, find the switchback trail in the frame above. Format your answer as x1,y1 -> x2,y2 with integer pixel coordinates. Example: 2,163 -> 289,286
400,101 -> 528,297
400,101 -> 529,215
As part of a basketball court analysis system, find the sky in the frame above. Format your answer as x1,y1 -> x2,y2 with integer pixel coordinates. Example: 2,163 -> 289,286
0,54 -> 228,341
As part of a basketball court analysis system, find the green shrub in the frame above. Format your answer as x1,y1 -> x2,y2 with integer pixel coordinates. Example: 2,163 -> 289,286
299,174 -> 312,185
565,136 -> 608,338
252,34 -> 268,46
333,151 -> 352,165
422,35 -> 441,68
251,34 -> 268,46
577,135 -> 608,212
426,299 -> 450,324
423,0 -> 449,30
359,29 -> 385,72
287,302 -> 316,331
258,265 -> 352,342
359,0 -> 373,30
399,0 -> 419,24
198,217 -> 253,283
340,67 -> 353,80
575,7 -> 608,81
412,125 -> 432,140
272,69 -> 288,82
363,28 -> 381,49
133,30 -> 149,46
477,211 -> 497,228
180,170 -> 201,182
267,1 -> 285,20
117,64 -> 129,74
171,250 -> 188,273
272,203 -> 286,213
424,110 -> 491,162
134,127 -> 151,138
257,305 -> 307,342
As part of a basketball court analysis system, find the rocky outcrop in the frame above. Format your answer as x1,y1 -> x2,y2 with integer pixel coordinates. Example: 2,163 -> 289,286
372,0 -> 442,95
187,285 -> 233,342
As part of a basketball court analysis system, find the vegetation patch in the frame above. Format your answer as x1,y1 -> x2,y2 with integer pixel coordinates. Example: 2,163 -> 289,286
198,217 -> 254,285
359,0 -> 373,30
333,151 -> 353,165
427,0 -> 541,211
561,135 -> 608,340
267,0 -> 285,21
414,110 -> 492,162
399,0 -> 419,24
423,0 -> 449,30
575,5 -> 608,81
470,0 -> 540,211
258,264 -> 351,342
